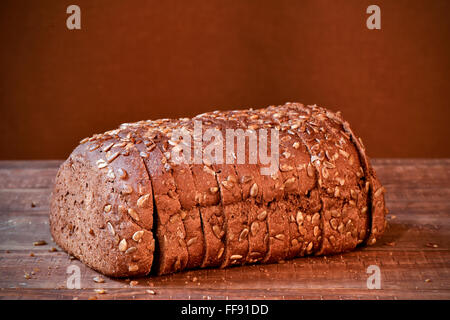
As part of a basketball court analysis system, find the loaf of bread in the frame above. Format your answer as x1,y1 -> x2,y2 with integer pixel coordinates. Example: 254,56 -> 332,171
50,102 -> 387,277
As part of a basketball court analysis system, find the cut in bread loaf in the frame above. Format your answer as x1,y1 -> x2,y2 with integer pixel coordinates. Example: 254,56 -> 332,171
50,102 -> 387,277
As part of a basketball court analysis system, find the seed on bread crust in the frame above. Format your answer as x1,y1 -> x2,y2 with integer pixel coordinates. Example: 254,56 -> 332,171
257,210 -> 267,221
137,194 -> 151,208
239,228 -> 249,242
118,239 -> 127,252
250,221 -> 259,236
275,234 -> 285,240
307,163 -> 314,177
96,159 -> 107,169
128,264 -> 139,272
104,204 -> 112,213
117,168 -> 128,179
250,183 -> 258,197
107,222 -> 115,236
122,184 -> 133,195
127,208 -> 140,221
132,231 -> 144,242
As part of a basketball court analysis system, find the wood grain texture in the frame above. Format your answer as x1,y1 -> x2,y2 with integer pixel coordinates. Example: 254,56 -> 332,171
0,159 -> 449,300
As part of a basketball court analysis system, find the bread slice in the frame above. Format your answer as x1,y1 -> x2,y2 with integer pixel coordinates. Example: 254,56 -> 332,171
323,111 -> 387,245
178,118 -> 226,268
119,125 -> 189,275
263,106 -> 322,257
285,104 -> 364,254
50,130 -> 155,277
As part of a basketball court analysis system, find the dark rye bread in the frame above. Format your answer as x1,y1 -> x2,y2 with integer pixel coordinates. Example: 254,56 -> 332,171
118,125 -> 189,275
50,130 -> 155,277
51,102 -> 386,277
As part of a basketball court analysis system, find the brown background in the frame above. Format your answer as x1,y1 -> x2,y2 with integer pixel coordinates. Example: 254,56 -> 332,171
0,0 -> 448,160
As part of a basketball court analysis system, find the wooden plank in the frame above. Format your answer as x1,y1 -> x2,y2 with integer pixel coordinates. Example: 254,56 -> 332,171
0,169 -> 57,189
0,160 -> 62,170
0,250 -> 448,299
0,159 -> 449,300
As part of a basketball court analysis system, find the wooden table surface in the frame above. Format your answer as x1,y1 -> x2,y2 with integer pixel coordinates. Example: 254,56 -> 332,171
0,159 -> 449,300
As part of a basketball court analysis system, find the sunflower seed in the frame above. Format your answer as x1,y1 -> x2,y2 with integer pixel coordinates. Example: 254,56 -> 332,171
240,175 -> 253,184
230,254 -> 243,260
128,208 -> 140,221
307,163 -> 314,177
291,239 -> 299,247
239,228 -> 249,242
128,264 -> 139,272
104,204 -> 112,213
296,211 -> 304,225
187,237 -> 197,246
312,212 -> 320,225
250,183 -> 258,197
122,184 -> 133,194
293,142 -> 300,149
217,247 -> 224,259
102,142 -> 114,152
117,168 -> 127,180
275,234 -> 285,240
106,151 -> 120,163
96,159 -> 107,169
338,223 -> 345,234
280,164 -> 294,172
284,177 -> 296,189
250,221 -> 259,236
313,226 -> 320,237
330,218 -> 338,230
106,168 -> 115,180
125,247 -> 137,254
306,242 -> 313,252
374,187 -> 385,198
257,210 -> 267,221
137,194 -> 151,208
209,187 -> 219,194
212,225 -> 222,239
118,239 -> 127,252
107,222 -> 115,236
93,276 -> 104,283
132,231 -> 144,242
